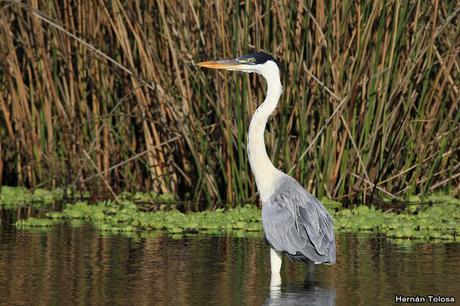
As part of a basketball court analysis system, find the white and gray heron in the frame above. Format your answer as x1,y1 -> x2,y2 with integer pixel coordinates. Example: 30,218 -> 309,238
198,52 -> 336,279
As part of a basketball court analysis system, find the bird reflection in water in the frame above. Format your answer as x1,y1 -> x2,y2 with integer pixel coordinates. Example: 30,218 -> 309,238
266,272 -> 335,306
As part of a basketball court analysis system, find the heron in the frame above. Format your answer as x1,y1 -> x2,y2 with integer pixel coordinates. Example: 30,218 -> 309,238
197,52 -> 336,278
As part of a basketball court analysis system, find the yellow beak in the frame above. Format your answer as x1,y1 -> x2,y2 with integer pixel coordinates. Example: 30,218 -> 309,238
197,59 -> 244,71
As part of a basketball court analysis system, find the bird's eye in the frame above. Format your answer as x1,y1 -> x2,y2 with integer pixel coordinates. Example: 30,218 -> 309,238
248,57 -> 256,63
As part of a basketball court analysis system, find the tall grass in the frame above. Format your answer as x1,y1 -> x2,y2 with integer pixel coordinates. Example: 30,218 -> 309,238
0,0 -> 459,207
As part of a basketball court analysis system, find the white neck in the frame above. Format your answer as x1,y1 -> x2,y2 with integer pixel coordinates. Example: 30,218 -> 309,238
247,62 -> 284,201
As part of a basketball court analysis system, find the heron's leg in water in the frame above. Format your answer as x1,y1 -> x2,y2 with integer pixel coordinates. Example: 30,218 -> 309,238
305,259 -> 315,274
270,273 -> 282,291
305,259 -> 315,283
270,248 -> 282,274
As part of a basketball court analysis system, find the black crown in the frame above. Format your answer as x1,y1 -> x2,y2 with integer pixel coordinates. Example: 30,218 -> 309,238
237,52 -> 283,71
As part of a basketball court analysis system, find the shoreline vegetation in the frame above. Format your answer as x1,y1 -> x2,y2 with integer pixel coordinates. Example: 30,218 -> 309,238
2,186 -> 459,241
1,2 -> 459,208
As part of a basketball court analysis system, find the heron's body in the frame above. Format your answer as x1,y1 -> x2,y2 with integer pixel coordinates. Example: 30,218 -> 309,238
262,174 -> 336,264
198,52 -> 336,278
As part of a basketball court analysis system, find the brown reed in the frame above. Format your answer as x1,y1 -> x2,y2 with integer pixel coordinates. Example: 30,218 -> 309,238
0,0 -> 459,208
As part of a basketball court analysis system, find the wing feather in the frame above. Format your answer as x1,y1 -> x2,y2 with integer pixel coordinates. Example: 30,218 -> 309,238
262,175 -> 336,264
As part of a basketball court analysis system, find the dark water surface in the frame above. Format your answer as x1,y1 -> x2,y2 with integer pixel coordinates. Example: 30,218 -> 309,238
1,216 -> 459,306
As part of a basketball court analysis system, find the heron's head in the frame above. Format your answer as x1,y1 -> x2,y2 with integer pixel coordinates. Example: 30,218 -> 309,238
197,52 -> 282,80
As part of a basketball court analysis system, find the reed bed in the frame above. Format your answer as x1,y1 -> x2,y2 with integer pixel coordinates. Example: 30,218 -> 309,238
0,0 -> 459,208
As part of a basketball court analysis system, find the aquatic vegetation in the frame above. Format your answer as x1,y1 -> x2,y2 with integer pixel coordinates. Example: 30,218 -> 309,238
335,197 -> 460,240
0,186 -> 32,208
320,197 -> 343,209
424,194 -> 460,205
14,195 -> 460,241
0,186 -> 64,208
0,185 -> 179,209
119,191 -> 176,203
32,188 -> 65,204
16,201 -> 263,234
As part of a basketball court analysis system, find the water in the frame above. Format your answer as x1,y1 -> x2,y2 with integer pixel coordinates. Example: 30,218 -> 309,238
1,218 -> 459,305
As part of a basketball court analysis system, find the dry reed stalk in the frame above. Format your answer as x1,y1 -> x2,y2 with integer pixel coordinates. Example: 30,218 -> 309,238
0,0 -> 458,207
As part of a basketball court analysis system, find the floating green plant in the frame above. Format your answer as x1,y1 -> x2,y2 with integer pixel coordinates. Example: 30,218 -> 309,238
320,197 -> 343,210
15,201 -> 263,234
14,195 -> 460,241
0,186 -> 64,208
0,185 -> 179,209
335,197 -> 460,240
119,191 -> 176,203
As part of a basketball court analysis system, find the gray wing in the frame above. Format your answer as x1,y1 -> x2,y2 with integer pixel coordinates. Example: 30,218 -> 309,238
262,175 -> 336,264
